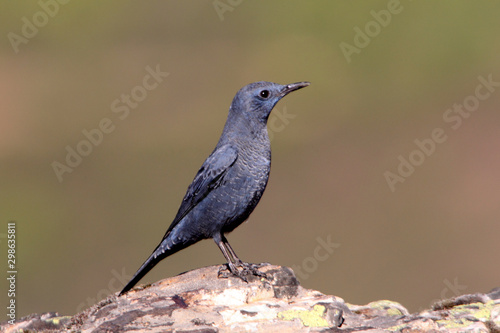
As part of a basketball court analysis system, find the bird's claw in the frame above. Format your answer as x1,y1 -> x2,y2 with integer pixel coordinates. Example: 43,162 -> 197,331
239,262 -> 268,279
218,262 -> 269,281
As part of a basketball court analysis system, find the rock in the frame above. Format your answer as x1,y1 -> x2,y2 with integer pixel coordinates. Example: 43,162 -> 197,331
2,265 -> 500,332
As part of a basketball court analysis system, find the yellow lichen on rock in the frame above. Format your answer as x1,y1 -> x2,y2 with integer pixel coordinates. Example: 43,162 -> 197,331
278,304 -> 329,327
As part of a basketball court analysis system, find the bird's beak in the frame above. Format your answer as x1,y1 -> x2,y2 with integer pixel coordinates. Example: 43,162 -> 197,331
281,81 -> 310,96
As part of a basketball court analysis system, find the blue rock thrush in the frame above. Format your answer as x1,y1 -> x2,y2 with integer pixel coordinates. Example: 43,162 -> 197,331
119,81 -> 310,295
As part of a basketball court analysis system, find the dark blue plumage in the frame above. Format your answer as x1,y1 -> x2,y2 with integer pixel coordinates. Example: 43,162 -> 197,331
119,81 -> 309,295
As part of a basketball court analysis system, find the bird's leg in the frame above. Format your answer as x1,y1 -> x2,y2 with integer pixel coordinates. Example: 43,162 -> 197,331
216,234 -> 267,280
215,236 -> 242,279
222,236 -> 268,273
221,235 -> 243,266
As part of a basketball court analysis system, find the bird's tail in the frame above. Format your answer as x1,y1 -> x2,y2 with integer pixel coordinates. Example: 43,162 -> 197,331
119,237 -> 183,296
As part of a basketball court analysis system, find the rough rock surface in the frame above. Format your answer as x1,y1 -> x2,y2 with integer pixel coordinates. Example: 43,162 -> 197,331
2,264 -> 500,332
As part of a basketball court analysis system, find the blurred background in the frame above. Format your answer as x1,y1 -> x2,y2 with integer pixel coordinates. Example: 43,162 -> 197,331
1,1 -> 499,320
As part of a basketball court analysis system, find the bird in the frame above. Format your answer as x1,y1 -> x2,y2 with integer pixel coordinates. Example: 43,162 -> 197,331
119,81 -> 310,295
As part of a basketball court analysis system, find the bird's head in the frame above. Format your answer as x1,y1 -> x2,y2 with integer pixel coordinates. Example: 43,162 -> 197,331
230,81 -> 310,124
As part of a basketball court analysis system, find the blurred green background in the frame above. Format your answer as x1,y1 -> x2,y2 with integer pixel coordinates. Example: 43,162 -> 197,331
1,1 -> 499,320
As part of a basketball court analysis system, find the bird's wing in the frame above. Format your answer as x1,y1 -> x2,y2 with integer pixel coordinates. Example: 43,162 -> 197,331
163,144 -> 238,238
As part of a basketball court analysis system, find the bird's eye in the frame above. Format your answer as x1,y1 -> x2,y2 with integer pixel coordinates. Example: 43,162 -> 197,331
259,90 -> 270,98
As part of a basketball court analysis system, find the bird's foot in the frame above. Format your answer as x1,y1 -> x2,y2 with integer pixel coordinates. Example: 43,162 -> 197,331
218,261 -> 269,282
238,262 -> 269,280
